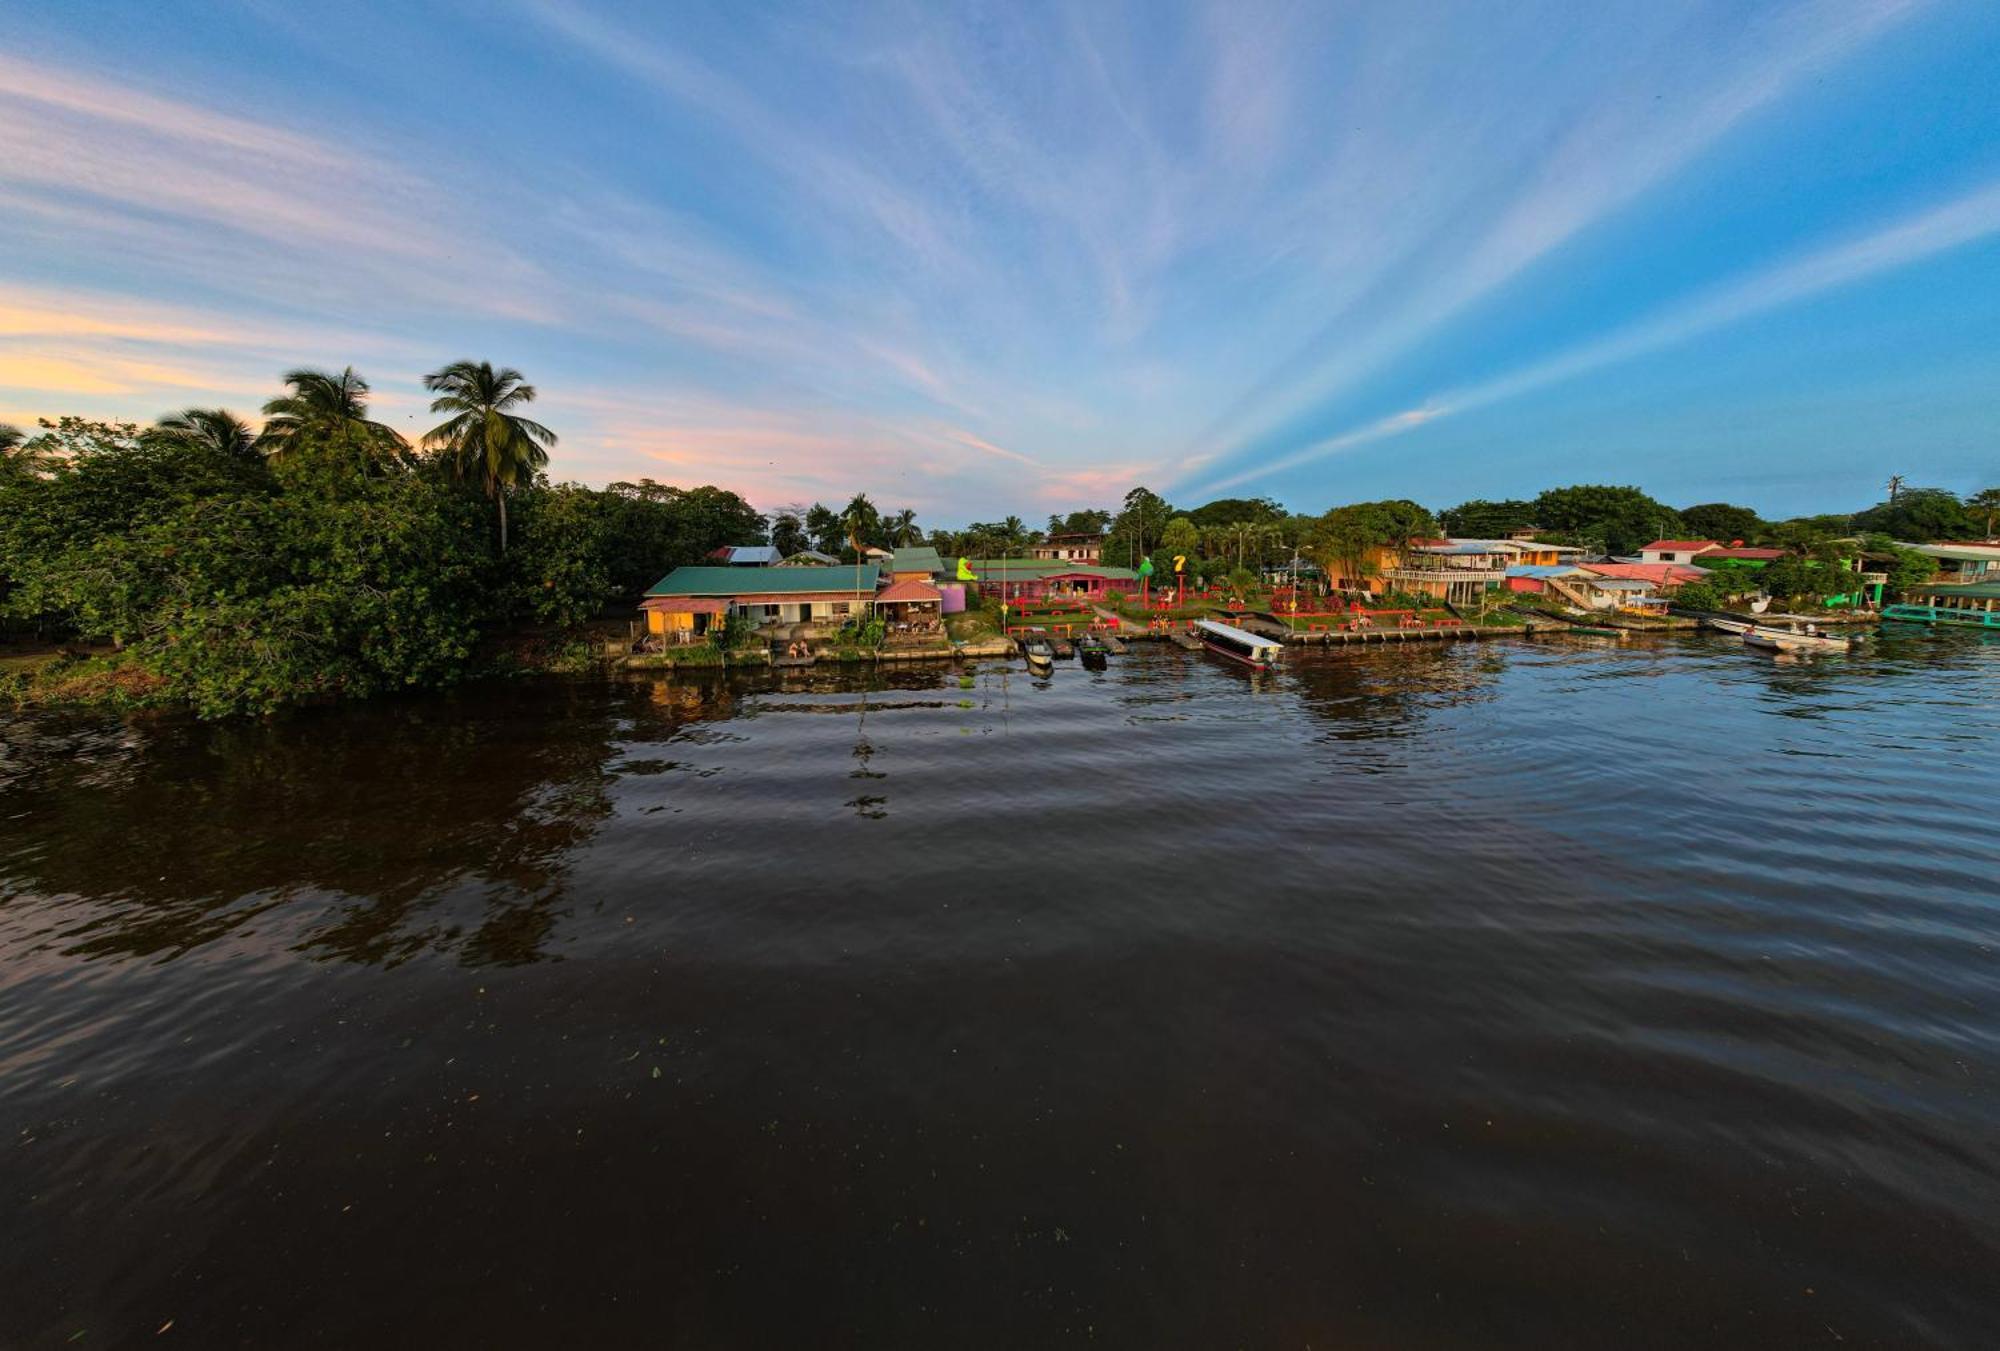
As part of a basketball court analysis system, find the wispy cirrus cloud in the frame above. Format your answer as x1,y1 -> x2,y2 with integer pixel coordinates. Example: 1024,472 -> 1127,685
1170,0 -> 1930,484
1189,175 -> 2000,495
0,0 -> 1988,518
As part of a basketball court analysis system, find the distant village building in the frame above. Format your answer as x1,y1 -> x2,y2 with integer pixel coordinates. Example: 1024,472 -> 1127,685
1900,541 -> 2000,584
1028,532 -> 1104,564
773,549 -> 840,567
705,544 -> 780,566
1637,539 -> 1718,565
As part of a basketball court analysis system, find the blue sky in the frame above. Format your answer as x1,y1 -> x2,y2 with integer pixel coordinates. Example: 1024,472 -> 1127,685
1,0 -> 1996,523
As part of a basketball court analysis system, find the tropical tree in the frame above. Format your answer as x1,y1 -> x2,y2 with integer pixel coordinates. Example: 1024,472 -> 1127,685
1439,498 -> 1536,538
840,494 -> 883,555
1678,501 -> 1764,543
1968,487 -> 2000,538
0,422 -> 56,483
889,507 -> 921,545
1850,488 -> 1975,543
1309,499 -> 1437,588
1531,484 -> 1680,556
770,508 -> 808,557
804,503 -> 843,555
150,408 -> 260,464
421,361 -> 557,552
257,367 -> 408,472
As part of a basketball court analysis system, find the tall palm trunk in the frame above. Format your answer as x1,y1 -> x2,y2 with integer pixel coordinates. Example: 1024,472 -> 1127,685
497,487 -> 509,553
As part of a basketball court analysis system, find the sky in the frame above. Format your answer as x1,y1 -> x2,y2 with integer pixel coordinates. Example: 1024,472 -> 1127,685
1,0 -> 1997,524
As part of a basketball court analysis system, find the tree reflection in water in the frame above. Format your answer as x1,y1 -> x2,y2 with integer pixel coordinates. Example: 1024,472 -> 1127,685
1,684 -> 699,968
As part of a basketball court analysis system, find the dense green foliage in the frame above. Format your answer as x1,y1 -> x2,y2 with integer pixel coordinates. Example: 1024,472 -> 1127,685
1677,502 -> 1764,542
1438,498 -> 1536,537
1529,485 -> 1682,555
1308,499 -> 1436,583
1849,488 -> 1977,542
0,370 -> 763,716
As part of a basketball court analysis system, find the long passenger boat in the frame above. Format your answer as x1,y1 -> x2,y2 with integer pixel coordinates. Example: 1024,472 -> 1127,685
1192,619 -> 1285,670
1881,582 -> 2000,630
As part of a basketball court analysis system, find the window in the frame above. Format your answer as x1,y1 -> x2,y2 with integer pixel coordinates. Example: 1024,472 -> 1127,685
834,602 -> 850,616
764,604 -> 780,618
1660,551 -> 1677,562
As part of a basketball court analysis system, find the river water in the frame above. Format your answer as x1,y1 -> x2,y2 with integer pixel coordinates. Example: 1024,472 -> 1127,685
3,632 -> 1997,1347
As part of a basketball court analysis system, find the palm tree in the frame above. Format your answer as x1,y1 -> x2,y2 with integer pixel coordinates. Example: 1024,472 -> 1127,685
0,423 -> 48,483
1001,515 -> 1026,551
841,493 -> 882,555
150,407 -> 258,463
889,508 -> 921,546
1970,487 -> 2000,539
257,367 -> 407,469
422,361 -> 557,552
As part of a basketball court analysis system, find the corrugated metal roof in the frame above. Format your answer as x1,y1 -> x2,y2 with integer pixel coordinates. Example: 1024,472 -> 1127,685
1195,619 -> 1284,649
1506,564 -> 1584,578
647,565 -> 879,596
889,546 -> 945,574
876,578 -> 943,602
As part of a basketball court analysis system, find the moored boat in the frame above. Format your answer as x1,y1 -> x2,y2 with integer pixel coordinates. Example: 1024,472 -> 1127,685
1193,619 -> 1284,670
1742,626 -> 1856,653
1881,583 -> 2000,630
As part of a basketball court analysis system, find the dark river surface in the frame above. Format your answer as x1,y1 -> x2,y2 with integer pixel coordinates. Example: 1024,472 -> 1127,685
3,632 -> 1997,1348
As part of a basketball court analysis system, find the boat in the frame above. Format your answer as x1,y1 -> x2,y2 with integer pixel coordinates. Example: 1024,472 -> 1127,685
1702,617 -> 1755,635
1742,627 -> 1855,653
1192,619 -> 1284,670
1881,583 -> 2000,630
1022,635 -> 1056,675
1075,632 -> 1110,670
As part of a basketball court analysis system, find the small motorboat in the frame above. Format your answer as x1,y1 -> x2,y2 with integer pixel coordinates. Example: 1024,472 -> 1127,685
1702,617 -> 1755,635
1742,626 -> 1856,653
1193,619 -> 1284,670
1022,635 -> 1056,675
1075,632 -> 1110,670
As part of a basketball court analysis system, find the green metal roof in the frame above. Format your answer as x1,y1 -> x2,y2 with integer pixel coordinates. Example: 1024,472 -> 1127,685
889,546 -> 945,574
646,564 -> 879,596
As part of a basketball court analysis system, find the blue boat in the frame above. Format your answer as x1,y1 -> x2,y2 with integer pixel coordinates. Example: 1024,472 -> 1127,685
1881,582 -> 2000,630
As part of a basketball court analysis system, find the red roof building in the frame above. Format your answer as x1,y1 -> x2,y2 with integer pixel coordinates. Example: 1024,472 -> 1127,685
1581,561 -> 1708,589
1637,539 -> 1718,564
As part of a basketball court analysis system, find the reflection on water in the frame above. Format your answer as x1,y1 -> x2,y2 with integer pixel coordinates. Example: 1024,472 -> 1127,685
2,634 -> 1998,1346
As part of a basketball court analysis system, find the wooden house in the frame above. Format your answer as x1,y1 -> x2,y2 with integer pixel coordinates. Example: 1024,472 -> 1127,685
642,564 -> 881,637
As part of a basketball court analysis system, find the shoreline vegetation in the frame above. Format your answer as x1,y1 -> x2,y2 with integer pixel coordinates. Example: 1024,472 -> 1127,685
3,363 -> 1991,719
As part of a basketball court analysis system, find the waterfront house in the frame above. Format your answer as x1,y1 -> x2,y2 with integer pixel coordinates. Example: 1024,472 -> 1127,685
873,577 -> 945,634
1900,541 -> 2000,584
1383,540 -> 1513,604
963,559 -> 1141,602
1498,539 -> 1587,567
643,564 -> 880,635
705,544 -> 780,566
1638,539 -> 1719,565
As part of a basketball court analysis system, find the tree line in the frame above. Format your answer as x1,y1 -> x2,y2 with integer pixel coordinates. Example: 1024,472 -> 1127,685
6,370 -> 1991,716
0,364 -> 761,715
